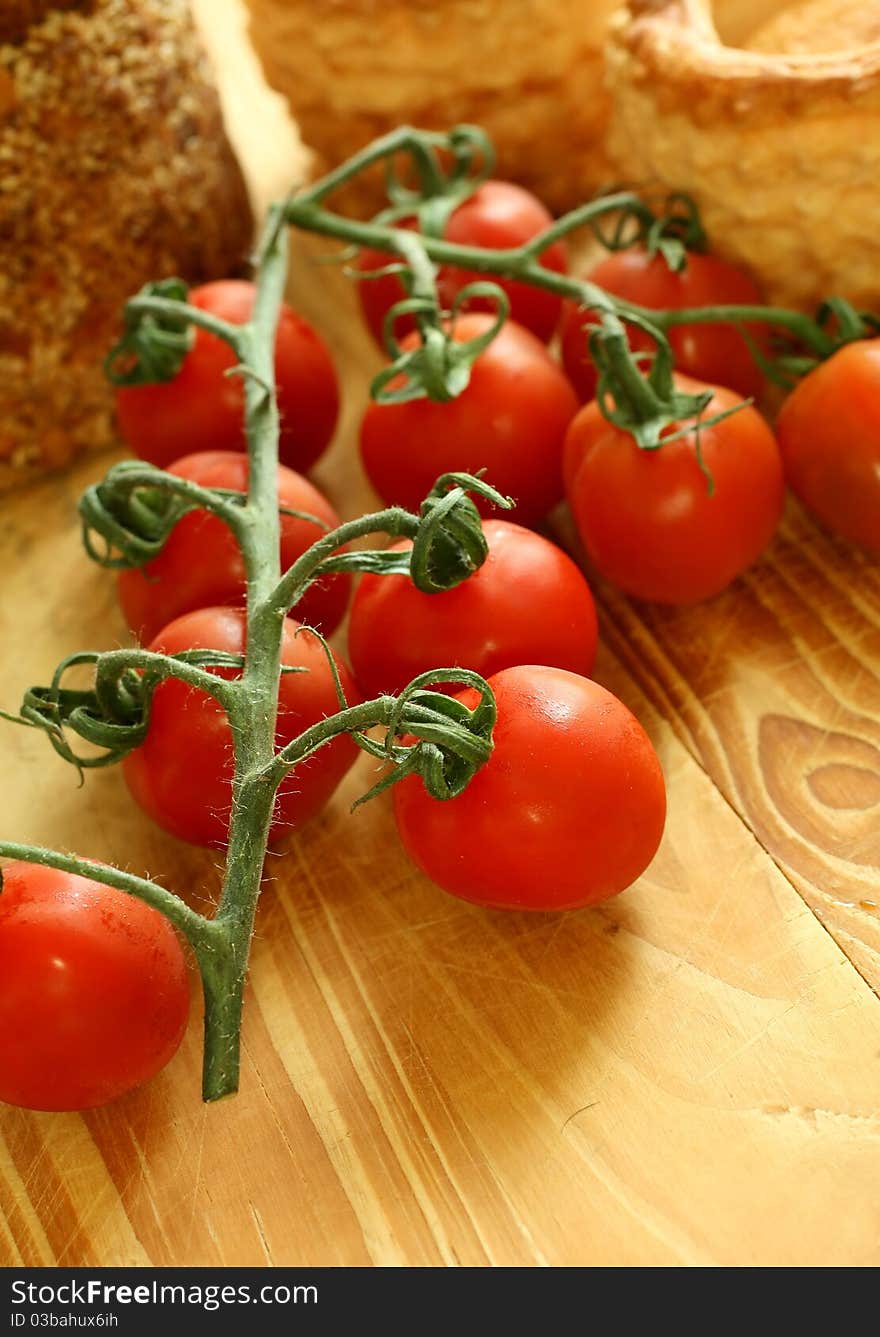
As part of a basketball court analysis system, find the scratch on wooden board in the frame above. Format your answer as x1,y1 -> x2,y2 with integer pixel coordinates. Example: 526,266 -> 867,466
249,1202 -> 275,1266
185,1106 -> 208,1245
698,1002 -> 799,1083
561,1102 -> 600,1135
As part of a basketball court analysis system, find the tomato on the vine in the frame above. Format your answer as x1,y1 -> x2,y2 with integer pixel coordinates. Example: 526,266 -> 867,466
357,180 -> 567,346
360,314 -> 578,528
564,374 -> 784,604
0,863 -> 189,1111
348,519 -> 598,697
776,338 -> 880,552
123,607 -> 359,847
561,246 -> 767,403
117,452 -> 350,644
116,281 -> 339,472
393,665 -> 666,912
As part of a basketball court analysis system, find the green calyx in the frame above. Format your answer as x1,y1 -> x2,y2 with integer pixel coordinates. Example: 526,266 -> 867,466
352,669 -> 497,808
104,278 -> 194,387
589,324 -> 712,451
18,648 -> 243,772
372,281 -> 511,404
644,192 -> 707,273
410,472 -> 513,593
381,123 -> 495,239
79,459 -> 244,570
585,189 -> 707,274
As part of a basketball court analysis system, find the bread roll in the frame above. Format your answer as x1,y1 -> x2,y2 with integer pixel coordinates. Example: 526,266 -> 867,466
606,1 -> 880,312
244,0 -> 623,215
0,0 -> 252,490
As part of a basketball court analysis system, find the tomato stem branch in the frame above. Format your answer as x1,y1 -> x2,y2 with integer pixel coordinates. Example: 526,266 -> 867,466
0,843 -> 207,941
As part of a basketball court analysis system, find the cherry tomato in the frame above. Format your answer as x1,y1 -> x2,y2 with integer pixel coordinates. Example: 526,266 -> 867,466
348,519 -> 598,697
393,665 -> 666,911
360,314 -> 579,528
561,246 -> 767,403
357,180 -> 567,346
0,862 -> 189,1111
116,281 -> 339,472
776,339 -> 880,552
117,452 -> 350,644
123,607 -> 359,847
564,374 -> 784,604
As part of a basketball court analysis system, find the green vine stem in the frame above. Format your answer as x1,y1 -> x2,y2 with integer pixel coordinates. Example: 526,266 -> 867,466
1,201 -> 505,1104
285,124 -> 879,422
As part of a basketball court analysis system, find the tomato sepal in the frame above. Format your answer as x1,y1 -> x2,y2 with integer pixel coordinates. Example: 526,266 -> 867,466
104,278 -> 197,387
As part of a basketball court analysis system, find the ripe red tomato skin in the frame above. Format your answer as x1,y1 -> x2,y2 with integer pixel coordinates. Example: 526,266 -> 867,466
116,281 -> 339,472
0,863 -> 189,1111
392,665 -> 666,912
122,607 -> 359,848
117,452 -> 350,644
561,247 -> 767,403
357,180 -> 568,346
565,374 -> 784,604
360,314 -> 579,528
347,519 -> 598,698
776,339 -> 880,552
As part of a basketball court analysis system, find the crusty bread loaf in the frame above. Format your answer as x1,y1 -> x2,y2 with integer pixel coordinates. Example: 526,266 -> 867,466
244,0 -> 623,216
0,0 -> 252,490
606,1 -> 880,312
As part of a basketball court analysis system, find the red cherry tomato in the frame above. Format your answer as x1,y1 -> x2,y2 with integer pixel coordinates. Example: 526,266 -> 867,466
117,452 -> 350,644
561,247 -> 767,403
360,314 -> 579,528
393,665 -> 666,911
347,519 -> 598,697
357,180 -> 567,346
116,281 -> 339,472
123,607 -> 359,847
0,862 -> 189,1111
776,339 -> 880,552
564,374 -> 784,604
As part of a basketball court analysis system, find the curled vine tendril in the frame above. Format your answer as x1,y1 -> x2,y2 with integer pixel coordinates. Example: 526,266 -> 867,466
351,669 -> 497,808
104,278 -> 194,387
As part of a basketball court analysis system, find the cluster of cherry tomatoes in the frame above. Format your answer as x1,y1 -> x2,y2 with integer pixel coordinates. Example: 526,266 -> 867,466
3,173 -> 877,1113
108,261 -> 667,910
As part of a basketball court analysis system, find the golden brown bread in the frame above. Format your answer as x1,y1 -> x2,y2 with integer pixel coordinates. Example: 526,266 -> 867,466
745,0 -> 880,55
0,0 -> 253,490
606,1 -> 880,312
0,1 -> 86,44
244,0 -> 624,215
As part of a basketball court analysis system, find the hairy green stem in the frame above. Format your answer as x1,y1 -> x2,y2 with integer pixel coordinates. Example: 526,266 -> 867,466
285,179 -> 847,370
124,294 -> 245,356
0,843 -> 206,942
272,506 -> 419,612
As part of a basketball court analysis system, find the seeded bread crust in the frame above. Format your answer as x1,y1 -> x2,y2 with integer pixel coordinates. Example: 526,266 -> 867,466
0,0 -> 252,490
244,0 -> 623,216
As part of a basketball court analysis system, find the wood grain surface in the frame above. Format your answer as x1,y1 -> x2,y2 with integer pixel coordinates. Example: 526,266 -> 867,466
1,0 -> 879,1268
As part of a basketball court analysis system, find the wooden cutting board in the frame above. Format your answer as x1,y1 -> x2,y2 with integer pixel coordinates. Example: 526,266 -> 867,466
1,0 -> 879,1268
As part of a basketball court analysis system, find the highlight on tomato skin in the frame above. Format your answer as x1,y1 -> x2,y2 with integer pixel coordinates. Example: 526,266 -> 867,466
359,313 -> 579,529
776,338 -> 880,554
117,451 -> 351,645
392,664 -> 667,913
356,179 -> 569,347
564,374 -> 785,605
116,280 -> 340,474
347,518 -> 598,699
122,607 -> 360,849
560,245 -> 768,405
0,863 -> 190,1112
